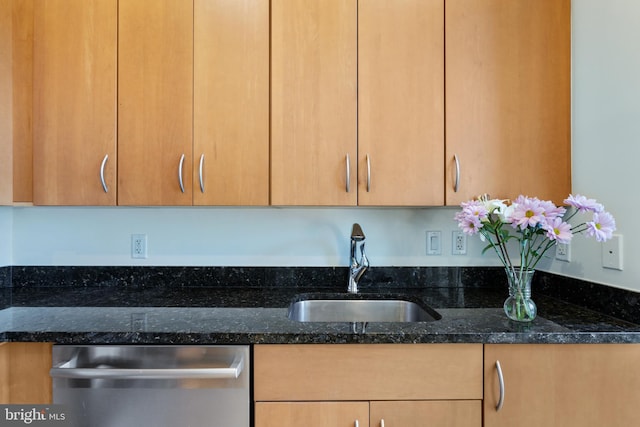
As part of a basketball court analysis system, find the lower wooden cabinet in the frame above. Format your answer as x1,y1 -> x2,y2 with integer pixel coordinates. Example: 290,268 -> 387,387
0,342 -> 52,404
254,344 -> 483,427
256,400 -> 480,427
256,402 -> 370,427
371,401 -> 479,427
484,344 -> 640,427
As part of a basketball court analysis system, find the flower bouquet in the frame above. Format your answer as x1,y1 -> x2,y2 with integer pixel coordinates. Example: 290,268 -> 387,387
454,194 -> 616,322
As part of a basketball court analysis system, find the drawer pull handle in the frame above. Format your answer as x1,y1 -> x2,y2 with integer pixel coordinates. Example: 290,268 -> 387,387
381,420 -> 385,427
366,154 -> 371,192
178,153 -> 186,193
454,154 -> 460,193
199,154 -> 205,193
346,154 -> 351,193
354,421 -> 359,427
50,354 -> 245,380
496,360 -> 505,411
100,154 -> 109,193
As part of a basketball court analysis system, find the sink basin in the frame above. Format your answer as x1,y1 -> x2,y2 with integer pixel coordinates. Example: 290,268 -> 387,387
287,295 -> 441,323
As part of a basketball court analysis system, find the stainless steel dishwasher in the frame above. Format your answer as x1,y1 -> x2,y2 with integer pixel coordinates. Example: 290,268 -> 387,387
50,345 -> 249,427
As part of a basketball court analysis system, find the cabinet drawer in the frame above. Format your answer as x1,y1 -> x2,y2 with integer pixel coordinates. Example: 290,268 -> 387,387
254,344 -> 483,401
255,402 -> 370,427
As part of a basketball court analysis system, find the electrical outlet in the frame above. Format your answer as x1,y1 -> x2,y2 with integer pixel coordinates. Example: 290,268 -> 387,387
602,234 -> 623,270
426,231 -> 441,255
131,234 -> 148,259
452,231 -> 467,255
555,243 -> 571,262
130,313 -> 148,332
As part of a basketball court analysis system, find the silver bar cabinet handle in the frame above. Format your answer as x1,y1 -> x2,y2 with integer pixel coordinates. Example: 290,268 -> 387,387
381,420 -> 385,427
496,360 -> 505,411
346,153 -> 351,193
100,154 -> 109,193
50,354 -> 244,380
199,154 -> 205,193
354,421 -> 359,427
454,154 -> 460,193
366,154 -> 371,192
178,153 -> 186,193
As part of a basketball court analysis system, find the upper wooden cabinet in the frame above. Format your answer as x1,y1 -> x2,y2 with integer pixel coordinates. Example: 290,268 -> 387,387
24,0 -> 570,207
445,0 -> 571,205
193,0 -> 269,206
358,0 -> 444,206
33,0 -> 117,205
0,0 -> 33,205
271,0 -> 358,206
271,0 -> 445,207
117,0 -> 193,206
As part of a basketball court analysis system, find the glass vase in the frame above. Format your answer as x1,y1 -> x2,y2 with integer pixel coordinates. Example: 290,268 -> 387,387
503,268 -> 537,322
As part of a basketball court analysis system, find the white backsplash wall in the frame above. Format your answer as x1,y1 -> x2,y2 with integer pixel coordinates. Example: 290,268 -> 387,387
11,206 -> 499,268
5,0 -> 640,293
0,207 -> 12,266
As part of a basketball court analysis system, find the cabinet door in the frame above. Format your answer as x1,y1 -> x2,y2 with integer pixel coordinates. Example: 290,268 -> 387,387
370,401 -> 480,427
445,0 -> 570,205
485,344 -> 640,427
118,0 -> 193,206
256,402 -> 369,427
33,0 -> 117,205
193,0 -> 269,206
1,0 -> 33,204
358,0 -> 444,206
0,343 -> 52,404
271,0 -> 357,206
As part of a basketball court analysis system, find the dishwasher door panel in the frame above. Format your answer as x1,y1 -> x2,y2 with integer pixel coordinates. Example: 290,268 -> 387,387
51,345 -> 249,427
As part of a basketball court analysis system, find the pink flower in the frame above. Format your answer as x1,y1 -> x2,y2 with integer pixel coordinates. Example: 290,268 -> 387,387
564,194 -> 604,213
540,200 -> 566,221
510,196 -> 546,230
545,217 -> 573,244
458,215 -> 483,235
460,200 -> 489,220
455,200 -> 489,236
586,211 -> 616,242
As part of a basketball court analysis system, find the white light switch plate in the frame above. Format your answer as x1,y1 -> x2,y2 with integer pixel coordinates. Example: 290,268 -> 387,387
426,231 -> 441,255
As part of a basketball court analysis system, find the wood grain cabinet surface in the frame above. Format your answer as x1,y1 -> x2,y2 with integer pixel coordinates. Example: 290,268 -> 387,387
117,0 -> 194,206
33,0 -> 117,206
119,0 -> 270,206
0,0 -> 33,205
484,344 -> 640,427
270,0 -> 358,206
254,344 -> 483,427
0,342 -> 52,404
445,0 -> 571,205
18,0 -> 571,207
271,0 -> 445,207
193,0 -> 269,206
358,0 -> 444,206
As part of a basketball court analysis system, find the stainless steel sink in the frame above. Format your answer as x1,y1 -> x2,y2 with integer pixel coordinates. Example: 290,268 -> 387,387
287,296 -> 441,323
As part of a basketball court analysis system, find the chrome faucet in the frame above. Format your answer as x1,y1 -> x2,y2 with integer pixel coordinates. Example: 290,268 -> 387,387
348,223 -> 369,294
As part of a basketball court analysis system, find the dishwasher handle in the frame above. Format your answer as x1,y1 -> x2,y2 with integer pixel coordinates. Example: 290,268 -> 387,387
50,354 -> 245,380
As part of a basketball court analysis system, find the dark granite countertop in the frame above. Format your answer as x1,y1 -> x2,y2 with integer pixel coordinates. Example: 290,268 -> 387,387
2,283 -> 640,345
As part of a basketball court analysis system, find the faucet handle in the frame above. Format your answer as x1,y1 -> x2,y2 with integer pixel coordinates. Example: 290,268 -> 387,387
351,223 -> 365,241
